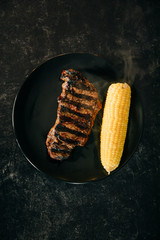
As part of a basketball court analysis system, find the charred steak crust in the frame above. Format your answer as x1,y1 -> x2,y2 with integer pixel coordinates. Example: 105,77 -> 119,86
46,69 -> 102,161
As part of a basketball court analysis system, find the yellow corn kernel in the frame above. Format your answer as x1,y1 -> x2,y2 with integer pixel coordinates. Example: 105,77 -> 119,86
100,83 -> 131,174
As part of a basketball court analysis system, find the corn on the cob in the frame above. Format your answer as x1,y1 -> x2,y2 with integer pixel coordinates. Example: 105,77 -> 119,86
100,82 -> 131,174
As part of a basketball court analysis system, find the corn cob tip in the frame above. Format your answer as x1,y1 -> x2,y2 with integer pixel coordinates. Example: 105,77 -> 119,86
103,165 -> 110,175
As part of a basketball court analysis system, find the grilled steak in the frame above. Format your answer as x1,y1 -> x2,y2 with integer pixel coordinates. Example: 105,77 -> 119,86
46,69 -> 102,161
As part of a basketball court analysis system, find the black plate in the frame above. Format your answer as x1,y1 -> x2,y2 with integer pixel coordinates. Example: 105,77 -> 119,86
12,53 -> 143,183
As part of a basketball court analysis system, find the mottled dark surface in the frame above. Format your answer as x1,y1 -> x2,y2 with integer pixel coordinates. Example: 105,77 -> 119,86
0,0 -> 160,239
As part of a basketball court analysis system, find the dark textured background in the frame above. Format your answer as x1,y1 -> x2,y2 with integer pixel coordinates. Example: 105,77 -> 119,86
0,0 -> 160,239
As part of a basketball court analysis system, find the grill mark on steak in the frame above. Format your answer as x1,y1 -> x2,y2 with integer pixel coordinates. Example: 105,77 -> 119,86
51,147 -> 71,154
63,98 -> 94,110
62,121 -> 88,135
60,105 -> 91,119
46,69 -> 102,161
57,134 -> 80,145
70,81 -> 96,92
57,131 -> 86,146
51,142 -> 71,151
60,115 -> 90,130
60,111 -> 90,125
72,86 -> 98,98
55,123 -> 87,138
47,141 -> 71,160
49,151 -> 70,160
66,93 -> 96,106
67,88 -> 97,101
61,101 -> 93,115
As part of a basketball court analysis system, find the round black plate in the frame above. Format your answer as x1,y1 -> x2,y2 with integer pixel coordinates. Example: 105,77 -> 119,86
12,53 -> 143,183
